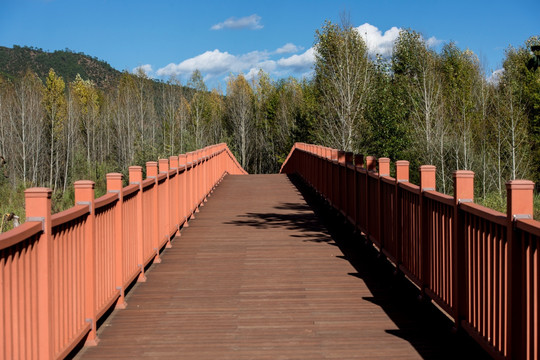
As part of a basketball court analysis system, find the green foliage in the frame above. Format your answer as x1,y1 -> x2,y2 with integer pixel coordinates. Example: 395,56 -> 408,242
365,56 -> 409,161
502,36 -> 540,182
0,45 -> 119,88
1,29 -> 539,225
476,191 -> 540,221
314,19 -> 371,151
476,191 -> 507,214
0,181 -> 27,231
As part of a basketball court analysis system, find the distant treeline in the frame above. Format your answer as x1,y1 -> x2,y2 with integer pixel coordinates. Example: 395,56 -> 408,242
0,25 -> 538,222
0,45 -> 120,87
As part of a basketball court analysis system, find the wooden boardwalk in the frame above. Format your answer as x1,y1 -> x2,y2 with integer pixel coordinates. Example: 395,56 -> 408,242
76,174 -> 489,359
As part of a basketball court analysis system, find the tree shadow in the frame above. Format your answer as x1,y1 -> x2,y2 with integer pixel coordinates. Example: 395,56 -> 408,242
226,173 -> 491,359
285,174 -> 491,360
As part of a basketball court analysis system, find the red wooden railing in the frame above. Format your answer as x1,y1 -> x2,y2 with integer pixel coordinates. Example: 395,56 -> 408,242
0,143 -> 246,360
281,142 -> 540,360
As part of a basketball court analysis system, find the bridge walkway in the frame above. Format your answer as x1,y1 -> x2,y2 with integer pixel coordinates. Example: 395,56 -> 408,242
76,174 -> 488,359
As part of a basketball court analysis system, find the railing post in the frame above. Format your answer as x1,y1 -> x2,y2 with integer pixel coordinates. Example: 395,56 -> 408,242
506,180 -> 534,360
200,148 -> 205,202
25,187 -> 53,359
453,170 -> 474,328
106,173 -> 127,309
129,166 -> 147,282
73,180 -> 99,345
337,151 -> 346,215
354,154 -> 364,168
315,146 -> 320,194
205,148 -> 210,200
396,161 -> 409,182
395,160 -> 409,270
159,158 -> 172,248
169,155 -> 179,231
194,151 -> 201,212
364,156 -> 376,240
378,158 -> 390,176
146,161 -> 161,263
330,149 -> 338,208
420,165 -> 436,190
178,154 -> 188,227
354,154 -> 364,231
187,152 -> 195,219
345,152 -> 354,221
420,165 -> 436,296
378,158 -> 390,251
366,156 -> 376,172
319,146 -> 328,201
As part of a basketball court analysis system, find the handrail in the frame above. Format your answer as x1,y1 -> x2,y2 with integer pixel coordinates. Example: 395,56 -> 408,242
51,204 -> 90,228
95,192 -> 119,210
0,221 -> 42,250
280,141 -> 540,360
122,183 -> 139,197
516,218 -> 540,236
0,142 -> 246,360
460,202 -> 507,226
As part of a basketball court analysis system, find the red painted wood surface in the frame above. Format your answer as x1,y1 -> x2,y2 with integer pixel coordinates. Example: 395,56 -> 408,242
77,175 -> 489,359
281,142 -> 540,360
0,143 -> 244,360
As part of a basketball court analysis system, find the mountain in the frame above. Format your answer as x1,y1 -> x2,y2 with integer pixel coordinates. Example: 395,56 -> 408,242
0,45 -> 121,88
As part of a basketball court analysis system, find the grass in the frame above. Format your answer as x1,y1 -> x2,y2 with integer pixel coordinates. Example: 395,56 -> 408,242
0,181 -> 27,232
476,190 -> 540,220
0,174 -> 111,233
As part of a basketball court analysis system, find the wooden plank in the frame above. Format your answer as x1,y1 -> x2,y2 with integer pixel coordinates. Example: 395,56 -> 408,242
76,174 -> 489,360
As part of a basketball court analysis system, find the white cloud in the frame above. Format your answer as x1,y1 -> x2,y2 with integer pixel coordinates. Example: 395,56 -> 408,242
277,47 -> 315,71
211,14 -> 263,30
245,68 -> 261,80
488,68 -> 504,84
355,23 -> 401,57
275,43 -> 302,54
156,49 -> 272,78
355,23 -> 441,57
426,36 -> 442,48
245,60 -> 279,80
132,64 -> 153,77
156,46 -> 316,82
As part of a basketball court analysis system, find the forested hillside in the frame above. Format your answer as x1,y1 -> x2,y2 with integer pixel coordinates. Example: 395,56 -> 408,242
0,45 -> 120,88
0,25 -> 538,228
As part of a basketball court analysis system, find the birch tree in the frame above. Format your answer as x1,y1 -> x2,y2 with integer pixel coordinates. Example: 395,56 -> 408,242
227,74 -> 254,169
314,19 -> 372,151
188,70 -> 208,149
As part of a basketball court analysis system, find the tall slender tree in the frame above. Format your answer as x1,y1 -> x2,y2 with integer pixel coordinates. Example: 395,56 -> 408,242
227,74 -> 254,169
314,19 -> 372,151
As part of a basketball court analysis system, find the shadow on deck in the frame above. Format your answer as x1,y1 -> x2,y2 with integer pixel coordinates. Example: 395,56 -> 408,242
225,174 -> 490,360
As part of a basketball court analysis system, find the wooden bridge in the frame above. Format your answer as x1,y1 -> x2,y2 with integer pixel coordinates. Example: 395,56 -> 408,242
1,143 -> 539,359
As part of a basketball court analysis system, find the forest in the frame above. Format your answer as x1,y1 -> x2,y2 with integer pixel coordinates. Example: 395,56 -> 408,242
0,23 -> 538,227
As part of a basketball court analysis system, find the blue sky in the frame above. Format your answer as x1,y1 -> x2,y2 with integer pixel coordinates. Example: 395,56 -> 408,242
0,0 -> 538,89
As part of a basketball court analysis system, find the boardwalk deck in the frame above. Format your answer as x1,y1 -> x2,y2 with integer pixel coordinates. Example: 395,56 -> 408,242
76,174 -> 489,359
